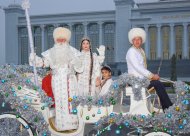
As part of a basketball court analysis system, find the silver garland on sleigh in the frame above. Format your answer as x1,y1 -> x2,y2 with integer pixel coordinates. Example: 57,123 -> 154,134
71,73 -> 150,110
0,64 -> 53,136
0,118 -> 31,136
93,79 -> 190,135
1,64 -> 190,136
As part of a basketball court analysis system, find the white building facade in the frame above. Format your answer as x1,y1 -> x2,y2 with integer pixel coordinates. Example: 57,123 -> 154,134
4,0 -> 190,78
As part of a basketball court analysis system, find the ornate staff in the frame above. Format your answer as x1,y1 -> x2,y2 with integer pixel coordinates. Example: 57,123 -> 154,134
22,0 -> 38,86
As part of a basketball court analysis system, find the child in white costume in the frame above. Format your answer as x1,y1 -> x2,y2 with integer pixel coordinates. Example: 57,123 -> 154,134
77,37 -> 105,96
96,65 -> 113,96
29,27 -> 82,131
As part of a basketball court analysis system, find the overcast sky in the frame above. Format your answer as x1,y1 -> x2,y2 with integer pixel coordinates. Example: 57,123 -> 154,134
0,0 -> 157,64
1,0 -> 158,14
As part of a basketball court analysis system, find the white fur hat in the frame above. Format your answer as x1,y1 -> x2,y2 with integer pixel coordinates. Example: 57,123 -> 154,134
53,27 -> 71,42
128,28 -> 146,44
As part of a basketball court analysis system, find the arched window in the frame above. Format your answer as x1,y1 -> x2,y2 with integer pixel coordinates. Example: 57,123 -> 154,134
149,26 -> 157,60
74,24 -> 84,50
103,23 -> 115,63
88,23 -> 99,52
19,27 -> 28,64
162,26 -> 170,60
47,26 -> 54,49
175,25 -> 183,60
33,27 -> 42,56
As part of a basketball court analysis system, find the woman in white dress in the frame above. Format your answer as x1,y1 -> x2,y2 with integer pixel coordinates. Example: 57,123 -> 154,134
77,37 -> 105,96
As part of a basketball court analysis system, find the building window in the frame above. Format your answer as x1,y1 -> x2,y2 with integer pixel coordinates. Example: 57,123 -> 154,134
149,26 -> 157,60
33,27 -> 42,56
162,26 -> 169,60
19,27 -> 28,64
88,23 -> 99,53
74,24 -> 84,50
47,26 -> 54,49
103,23 -> 115,63
175,25 -> 183,60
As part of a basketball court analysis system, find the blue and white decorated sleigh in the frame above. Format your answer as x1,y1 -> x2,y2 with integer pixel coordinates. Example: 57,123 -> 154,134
0,64 -> 114,136
1,64 -> 190,136
1,0 -> 190,135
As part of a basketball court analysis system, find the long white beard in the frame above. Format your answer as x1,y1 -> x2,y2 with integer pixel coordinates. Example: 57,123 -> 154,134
50,43 -> 74,67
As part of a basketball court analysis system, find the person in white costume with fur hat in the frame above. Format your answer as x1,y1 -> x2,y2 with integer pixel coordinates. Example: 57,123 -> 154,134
77,37 -> 105,96
126,27 -> 173,111
29,27 -> 82,131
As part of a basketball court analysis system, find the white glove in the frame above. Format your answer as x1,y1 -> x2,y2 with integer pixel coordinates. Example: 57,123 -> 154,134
29,53 -> 43,67
97,45 -> 105,56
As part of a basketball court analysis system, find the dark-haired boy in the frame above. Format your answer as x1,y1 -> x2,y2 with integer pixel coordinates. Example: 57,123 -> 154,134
96,65 -> 113,96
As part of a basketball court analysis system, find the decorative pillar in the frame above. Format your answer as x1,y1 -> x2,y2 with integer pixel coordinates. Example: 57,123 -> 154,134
98,21 -> 103,45
114,0 -> 134,62
144,24 -> 149,59
68,23 -> 74,46
183,22 -> 189,59
83,22 -> 88,37
40,24 -> 45,51
169,23 -> 175,58
156,24 -> 162,59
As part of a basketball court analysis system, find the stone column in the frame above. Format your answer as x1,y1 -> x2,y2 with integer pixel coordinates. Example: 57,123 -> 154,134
114,0 -> 134,62
40,24 -> 45,51
144,24 -> 149,59
156,24 -> 162,59
83,22 -> 88,37
183,22 -> 189,59
169,23 -> 175,58
68,23 -> 74,46
98,21 -> 103,45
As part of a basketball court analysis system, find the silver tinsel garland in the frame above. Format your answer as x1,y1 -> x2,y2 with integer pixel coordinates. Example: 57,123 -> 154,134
71,73 -> 150,109
93,78 -> 190,135
0,118 -> 30,136
0,64 -> 52,136
1,64 -> 190,136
